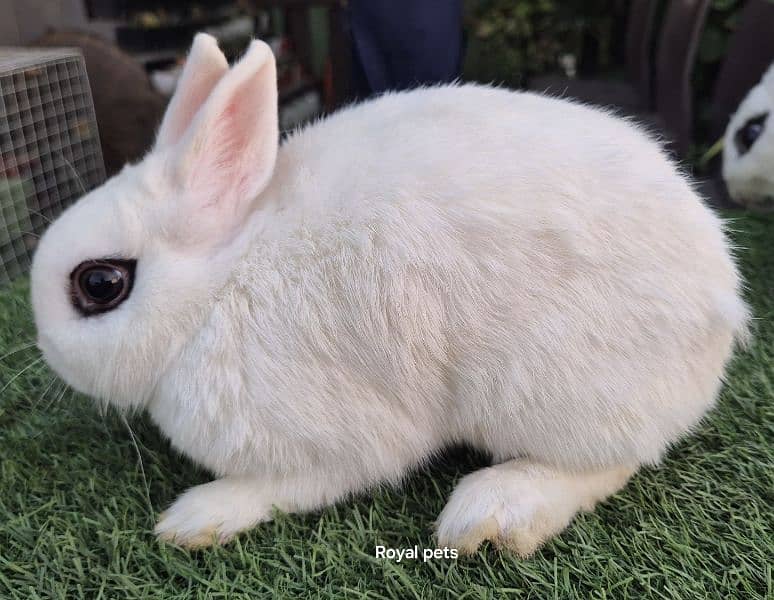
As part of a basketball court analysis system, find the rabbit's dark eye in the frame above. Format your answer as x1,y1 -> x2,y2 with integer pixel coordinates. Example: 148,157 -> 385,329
734,112 -> 768,156
71,259 -> 136,316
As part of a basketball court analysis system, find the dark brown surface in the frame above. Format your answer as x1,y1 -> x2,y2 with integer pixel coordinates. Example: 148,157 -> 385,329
625,0 -> 658,107
33,30 -> 166,176
653,0 -> 711,156
529,75 -> 641,111
327,1 -> 352,107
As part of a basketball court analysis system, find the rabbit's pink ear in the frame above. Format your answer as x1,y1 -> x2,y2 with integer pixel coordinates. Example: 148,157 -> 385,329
168,39 -> 278,246
155,33 -> 228,148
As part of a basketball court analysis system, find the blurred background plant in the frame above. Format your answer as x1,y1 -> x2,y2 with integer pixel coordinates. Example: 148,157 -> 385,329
462,0 -> 623,88
462,0 -> 757,161
693,0 -> 751,138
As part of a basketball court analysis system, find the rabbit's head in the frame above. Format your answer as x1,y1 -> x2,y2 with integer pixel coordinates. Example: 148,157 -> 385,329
30,34 -> 279,409
722,63 -> 774,212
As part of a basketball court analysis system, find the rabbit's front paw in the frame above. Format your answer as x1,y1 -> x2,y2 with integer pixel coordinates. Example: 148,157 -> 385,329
155,477 -> 272,548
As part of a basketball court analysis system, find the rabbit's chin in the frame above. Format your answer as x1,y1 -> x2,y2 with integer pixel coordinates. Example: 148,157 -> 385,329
37,337 -> 100,404
726,177 -> 774,211
36,327 -> 152,412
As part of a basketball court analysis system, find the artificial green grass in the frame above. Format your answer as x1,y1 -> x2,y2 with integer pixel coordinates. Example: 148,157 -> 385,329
1,214 -> 772,600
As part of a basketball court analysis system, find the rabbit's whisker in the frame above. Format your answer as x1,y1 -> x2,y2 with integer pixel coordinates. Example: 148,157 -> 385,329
60,155 -> 87,196
122,415 -> 154,516
35,374 -> 60,407
27,209 -> 53,224
0,356 -> 44,394
40,378 -> 70,413
47,381 -> 71,412
0,341 -> 39,363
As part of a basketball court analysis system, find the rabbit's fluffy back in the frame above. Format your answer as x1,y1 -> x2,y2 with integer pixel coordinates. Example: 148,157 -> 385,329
149,85 -> 747,483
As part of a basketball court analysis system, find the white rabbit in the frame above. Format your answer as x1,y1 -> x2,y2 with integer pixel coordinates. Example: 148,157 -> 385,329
723,63 -> 774,211
30,34 -> 749,556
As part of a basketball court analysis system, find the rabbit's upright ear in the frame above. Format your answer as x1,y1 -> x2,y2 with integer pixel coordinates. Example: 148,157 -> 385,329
166,39 -> 278,247
155,33 -> 228,148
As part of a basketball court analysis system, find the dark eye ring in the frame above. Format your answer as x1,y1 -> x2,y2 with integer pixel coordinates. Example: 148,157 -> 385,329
70,259 -> 137,317
734,112 -> 768,156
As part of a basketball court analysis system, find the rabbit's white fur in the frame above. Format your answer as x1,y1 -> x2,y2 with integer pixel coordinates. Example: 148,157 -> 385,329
31,35 -> 748,555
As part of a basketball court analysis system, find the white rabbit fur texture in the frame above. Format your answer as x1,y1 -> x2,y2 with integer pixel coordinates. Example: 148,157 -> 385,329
30,34 -> 748,555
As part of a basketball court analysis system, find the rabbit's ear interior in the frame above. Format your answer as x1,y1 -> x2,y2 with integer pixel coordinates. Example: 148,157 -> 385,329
155,33 -> 228,148
168,39 -> 279,247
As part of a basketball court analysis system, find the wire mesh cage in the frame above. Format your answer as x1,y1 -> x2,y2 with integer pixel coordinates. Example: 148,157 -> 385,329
0,48 -> 106,286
